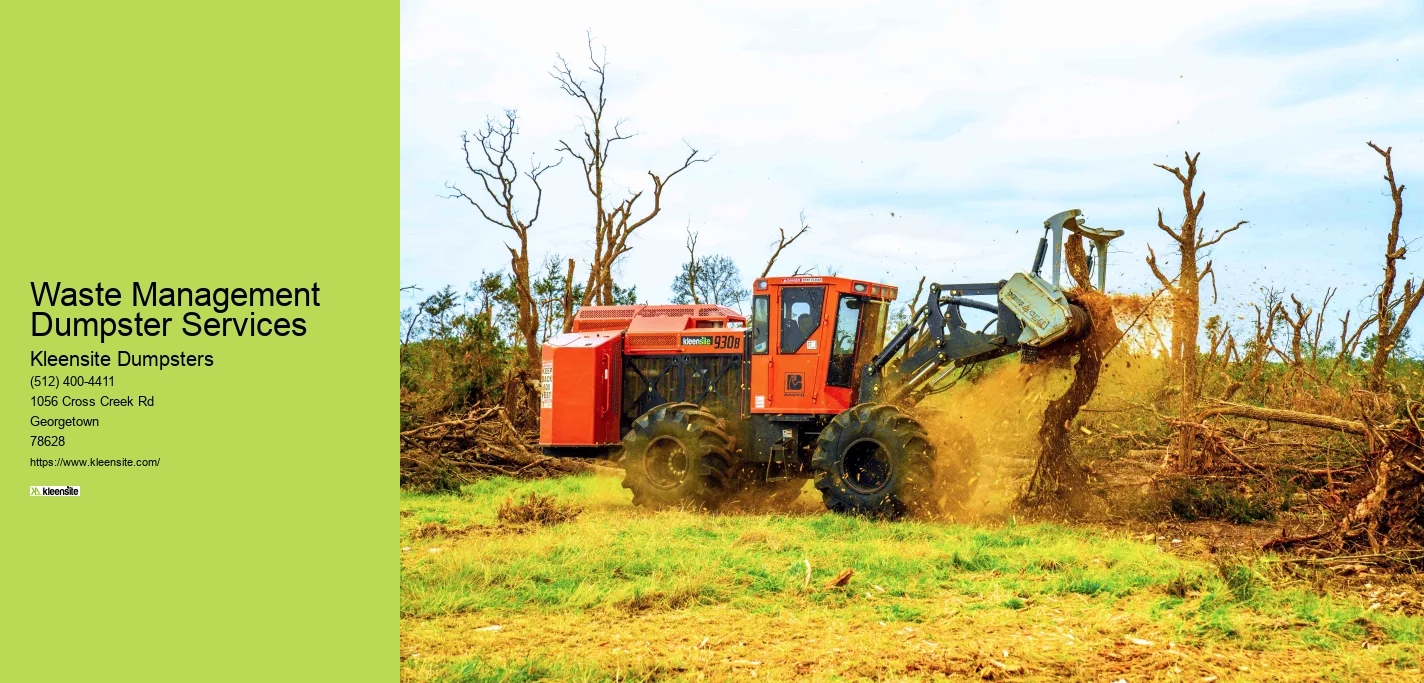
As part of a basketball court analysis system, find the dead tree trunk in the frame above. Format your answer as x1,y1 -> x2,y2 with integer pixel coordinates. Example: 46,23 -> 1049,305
685,225 -> 701,304
561,258 -> 577,333
1366,142 -> 1422,390
1196,401 -> 1367,435
1283,294 -> 1311,369
444,110 -> 559,374
1021,288 -> 1124,515
1145,152 -> 1246,471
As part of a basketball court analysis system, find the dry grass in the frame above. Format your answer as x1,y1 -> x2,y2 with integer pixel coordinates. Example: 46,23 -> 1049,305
402,597 -> 1410,682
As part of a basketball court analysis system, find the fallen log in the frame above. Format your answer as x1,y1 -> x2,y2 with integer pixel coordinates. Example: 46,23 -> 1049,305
1197,401 -> 1367,435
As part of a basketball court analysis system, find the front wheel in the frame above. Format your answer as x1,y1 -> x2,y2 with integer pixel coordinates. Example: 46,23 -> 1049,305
812,404 -> 935,518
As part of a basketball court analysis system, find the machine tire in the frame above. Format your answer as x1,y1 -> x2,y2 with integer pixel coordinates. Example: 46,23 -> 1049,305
621,402 -> 736,510
812,404 -> 935,518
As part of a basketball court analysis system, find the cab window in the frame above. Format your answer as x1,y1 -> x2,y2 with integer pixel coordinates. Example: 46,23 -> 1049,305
751,295 -> 769,354
779,287 -> 824,353
827,295 -> 862,387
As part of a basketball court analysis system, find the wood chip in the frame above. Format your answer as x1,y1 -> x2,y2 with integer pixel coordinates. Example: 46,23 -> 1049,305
824,568 -> 854,588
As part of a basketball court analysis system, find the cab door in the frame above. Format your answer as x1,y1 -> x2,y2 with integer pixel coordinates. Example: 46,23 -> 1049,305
768,285 -> 826,412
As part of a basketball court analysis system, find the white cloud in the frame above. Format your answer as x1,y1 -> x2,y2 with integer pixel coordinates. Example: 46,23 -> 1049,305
402,0 -> 1424,341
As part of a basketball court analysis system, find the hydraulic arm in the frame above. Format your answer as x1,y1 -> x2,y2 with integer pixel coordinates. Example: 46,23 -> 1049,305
858,280 -> 1025,404
857,209 -> 1121,405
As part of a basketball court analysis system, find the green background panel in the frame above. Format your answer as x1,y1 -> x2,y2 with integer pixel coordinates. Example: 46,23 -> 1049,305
1,2 -> 393,680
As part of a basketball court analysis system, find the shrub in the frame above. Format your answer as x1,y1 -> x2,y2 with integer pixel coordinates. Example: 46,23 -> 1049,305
1165,481 -> 1275,524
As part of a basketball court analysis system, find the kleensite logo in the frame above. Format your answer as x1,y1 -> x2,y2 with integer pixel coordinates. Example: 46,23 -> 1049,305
31,485 -> 81,497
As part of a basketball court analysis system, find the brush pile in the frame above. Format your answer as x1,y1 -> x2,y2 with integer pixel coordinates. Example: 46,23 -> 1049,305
496,491 -> 583,526
1254,400 -> 1424,564
399,404 -> 609,492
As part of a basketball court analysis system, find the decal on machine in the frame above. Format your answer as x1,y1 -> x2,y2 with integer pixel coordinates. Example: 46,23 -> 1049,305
540,361 -> 554,409
681,335 -> 741,349
784,372 -> 805,396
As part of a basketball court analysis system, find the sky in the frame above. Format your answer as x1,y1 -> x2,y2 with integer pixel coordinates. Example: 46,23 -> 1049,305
401,0 -> 1424,346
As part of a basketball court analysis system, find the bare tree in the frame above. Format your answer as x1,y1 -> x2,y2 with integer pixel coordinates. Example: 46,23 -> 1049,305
1202,315 -> 1229,380
1280,294 -> 1312,368
684,224 -> 701,305
553,36 -> 709,306
1244,290 -> 1283,393
1307,288 -> 1336,367
1366,142 -> 1421,389
898,276 -> 927,345
444,110 -> 560,374
400,285 -> 423,347
1144,152 -> 1246,471
1328,308 -> 1377,383
560,258 -> 577,333
760,212 -> 812,278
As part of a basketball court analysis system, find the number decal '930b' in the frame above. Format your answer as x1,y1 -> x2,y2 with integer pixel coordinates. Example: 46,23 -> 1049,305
680,335 -> 741,349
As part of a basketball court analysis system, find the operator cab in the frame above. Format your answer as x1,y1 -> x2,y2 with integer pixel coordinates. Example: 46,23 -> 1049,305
748,276 -> 896,414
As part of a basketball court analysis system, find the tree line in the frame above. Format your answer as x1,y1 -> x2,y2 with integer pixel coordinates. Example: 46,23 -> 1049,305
403,35 -> 1424,496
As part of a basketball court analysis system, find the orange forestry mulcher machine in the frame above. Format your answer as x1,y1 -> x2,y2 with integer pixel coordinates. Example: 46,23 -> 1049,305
540,210 -> 1118,517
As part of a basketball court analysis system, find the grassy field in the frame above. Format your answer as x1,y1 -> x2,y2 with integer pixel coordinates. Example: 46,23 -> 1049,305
400,475 -> 1424,681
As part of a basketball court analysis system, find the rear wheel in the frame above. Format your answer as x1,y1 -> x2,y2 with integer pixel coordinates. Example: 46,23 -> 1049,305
812,404 -> 935,518
621,402 -> 735,509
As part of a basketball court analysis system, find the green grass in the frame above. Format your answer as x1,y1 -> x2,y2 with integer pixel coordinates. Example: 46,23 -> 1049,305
400,475 -> 1424,681
402,477 -> 1195,618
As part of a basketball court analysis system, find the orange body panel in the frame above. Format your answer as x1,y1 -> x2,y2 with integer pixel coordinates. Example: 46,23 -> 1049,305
539,332 -> 623,446
541,304 -> 750,447
572,303 -> 748,356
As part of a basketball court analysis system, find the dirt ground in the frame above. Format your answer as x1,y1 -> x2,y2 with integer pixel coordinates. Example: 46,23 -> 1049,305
401,596 -> 1420,682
